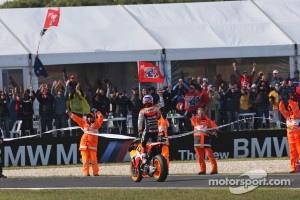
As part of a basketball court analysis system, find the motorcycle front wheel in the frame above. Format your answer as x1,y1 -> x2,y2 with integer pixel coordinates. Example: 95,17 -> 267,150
130,162 -> 142,182
152,154 -> 168,182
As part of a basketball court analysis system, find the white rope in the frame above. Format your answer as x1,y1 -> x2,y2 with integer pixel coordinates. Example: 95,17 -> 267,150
3,116 -> 287,141
4,126 -> 136,141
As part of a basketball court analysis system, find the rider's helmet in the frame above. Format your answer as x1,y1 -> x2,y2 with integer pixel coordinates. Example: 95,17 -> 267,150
142,94 -> 153,105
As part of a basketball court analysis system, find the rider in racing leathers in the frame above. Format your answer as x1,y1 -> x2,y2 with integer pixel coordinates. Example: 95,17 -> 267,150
138,94 -> 164,163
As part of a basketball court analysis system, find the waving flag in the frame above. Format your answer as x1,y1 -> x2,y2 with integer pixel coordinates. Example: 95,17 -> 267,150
33,56 -> 48,78
40,7 -> 60,36
138,61 -> 164,83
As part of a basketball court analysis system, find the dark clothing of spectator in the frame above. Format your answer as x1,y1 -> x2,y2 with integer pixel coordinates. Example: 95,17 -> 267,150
225,88 -> 241,131
0,94 -> 10,137
256,80 -> 271,129
19,92 -> 35,135
116,94 -> 130,134
36,90 -> 54,137
129,93 -> 143,137
91,94 -> 110,118
51,87 -> 68,137
0,128 -> 6,178
162,88 -> 174,114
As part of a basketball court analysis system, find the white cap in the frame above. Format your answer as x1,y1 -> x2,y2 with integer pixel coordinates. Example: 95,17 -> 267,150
208,84 -> 214,89
251,84 -> 257,88
203,78 -> 208,82
273,70 -> 279,74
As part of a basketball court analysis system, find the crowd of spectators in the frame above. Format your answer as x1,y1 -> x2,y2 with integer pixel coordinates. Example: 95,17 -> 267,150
1,62 -> 299,138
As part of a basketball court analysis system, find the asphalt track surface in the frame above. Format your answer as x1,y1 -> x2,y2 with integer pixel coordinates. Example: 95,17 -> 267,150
0,174 -> 299,189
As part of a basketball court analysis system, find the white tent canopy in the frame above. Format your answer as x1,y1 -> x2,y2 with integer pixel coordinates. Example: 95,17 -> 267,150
0,0 -> 300,67
0,20 -> 29,67
125,1 -> 295,60
0,6 -> 162,66
253,0 -> 300,53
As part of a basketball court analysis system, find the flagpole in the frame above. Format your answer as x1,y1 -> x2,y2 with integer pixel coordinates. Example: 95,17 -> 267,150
137,61 -> 141,99
28,54 -> 33,87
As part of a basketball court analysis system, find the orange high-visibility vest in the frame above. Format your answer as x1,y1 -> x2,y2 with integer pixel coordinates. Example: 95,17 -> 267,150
190,115 -> 217,148
69,111 -> 104,152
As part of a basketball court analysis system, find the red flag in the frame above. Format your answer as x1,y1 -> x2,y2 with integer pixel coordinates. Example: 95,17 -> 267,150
138,61 -> 164,83
43,7 -> 60,29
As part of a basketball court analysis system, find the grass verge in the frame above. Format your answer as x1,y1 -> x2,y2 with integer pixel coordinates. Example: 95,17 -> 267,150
0,188 -> 299,200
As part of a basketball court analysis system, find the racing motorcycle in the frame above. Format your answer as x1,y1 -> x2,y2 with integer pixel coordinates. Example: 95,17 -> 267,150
128,138 -> 168,182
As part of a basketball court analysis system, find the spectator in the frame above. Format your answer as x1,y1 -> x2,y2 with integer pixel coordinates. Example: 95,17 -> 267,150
172,78 -> 189,106
277,79 -> 294,108
51,80 -> 68,137
36,86 -> 54,138
115,91 -> 130,134
191,76 -> 202,91
91,89 -> 110,118
129,87 -> 143,137
238,85 -> 252,130
66,75 -> 77,93
232,62 -> 256,88
218,83 -> 227,128
256,75 -> 270,129
108,87 -> 118,117
199,83 -> 209,109
149,86 -> 160,105
66,78 -> 89,136
91,88 -> 110,133
255,71 -> 264,84
0,91 -> 10,137
181,84 -> 203,132
249,84 -> 258,129
225,83 -> 241,131
19,89 -> 35,136
268,84 -> 280,129
214,74 -> 227,90
269,70 -> 283,90
239,85 -> 251,114
104,79 -> 113,98
0,128 -> 7,178
8,92 -> 20,131
290,69 -> 300,87
202,78 -> 209,86
206,84 -> 220,122
161,85 -> 174,115
141,88 -> 148,98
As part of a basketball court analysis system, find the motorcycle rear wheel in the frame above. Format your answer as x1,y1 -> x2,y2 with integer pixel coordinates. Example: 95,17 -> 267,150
152,154 -> 168,182
130,162 -> 142,182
